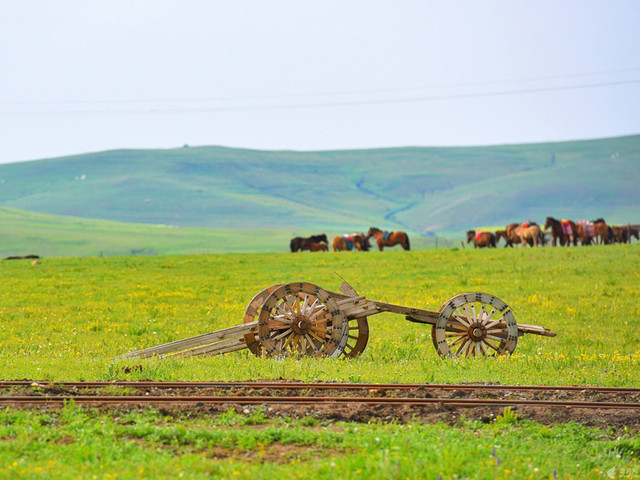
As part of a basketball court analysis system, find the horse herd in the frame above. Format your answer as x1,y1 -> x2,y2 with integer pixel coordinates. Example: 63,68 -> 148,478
290,227 -> 410,252
468,217 -> 639,248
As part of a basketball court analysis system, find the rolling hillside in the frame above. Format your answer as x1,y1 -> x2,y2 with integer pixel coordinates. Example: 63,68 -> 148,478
0,134 -> 637,256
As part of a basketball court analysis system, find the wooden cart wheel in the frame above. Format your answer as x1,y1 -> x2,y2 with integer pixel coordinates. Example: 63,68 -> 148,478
432,292 -> 518,358
257,282 -> 349,358
334,283 -> 369,358
344,316 -> 369,357
243,284 -> 281,356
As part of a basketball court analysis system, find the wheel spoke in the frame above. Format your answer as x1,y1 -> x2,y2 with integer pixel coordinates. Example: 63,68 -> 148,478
484,338 -> 501,352
486,334 -> 507,342
305,334 -> 319,353
446,331 -> 467,337
451,316 -> 470,329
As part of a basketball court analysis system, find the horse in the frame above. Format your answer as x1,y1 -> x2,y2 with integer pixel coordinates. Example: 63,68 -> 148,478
504,223 -> 538,247
495,230 -> 509,246
331,233 -> 370,252
301,242 -> 328,252
629,227 -> 640,243
513,224 -> 543,247
290,234 -> 328,252
466,230 -> 496,248
591,219 -> 611,245
366,227 -> 410,251
609,226 -> 628,244
544,217 -> 577,246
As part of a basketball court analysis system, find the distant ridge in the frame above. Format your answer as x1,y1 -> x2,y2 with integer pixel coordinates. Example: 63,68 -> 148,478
0,135 -> 638,237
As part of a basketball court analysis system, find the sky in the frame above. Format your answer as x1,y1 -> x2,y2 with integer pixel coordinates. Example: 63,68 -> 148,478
1,0 -> 639,164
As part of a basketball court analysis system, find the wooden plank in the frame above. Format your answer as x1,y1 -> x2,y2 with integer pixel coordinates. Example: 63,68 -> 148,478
117,322 -> 258,359
167,336 -> 248,358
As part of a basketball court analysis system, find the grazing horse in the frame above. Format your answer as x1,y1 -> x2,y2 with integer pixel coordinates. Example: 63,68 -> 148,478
466,230 -> 496,248
513,224 -> 543,247
544,217 -> 577,246
366,227 -> 410,251
331,233 -> 370,252
629,227 -> 640,243
290,234 -> 328,252
301,242 -> 328,252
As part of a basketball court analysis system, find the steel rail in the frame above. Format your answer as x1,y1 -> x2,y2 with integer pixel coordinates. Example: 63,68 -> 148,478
2,380 -> 639,394
1,395 -> 640,409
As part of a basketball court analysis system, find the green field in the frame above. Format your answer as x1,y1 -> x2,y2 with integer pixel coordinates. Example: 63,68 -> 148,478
1,246 -> 639,478
0,206 -> 452,258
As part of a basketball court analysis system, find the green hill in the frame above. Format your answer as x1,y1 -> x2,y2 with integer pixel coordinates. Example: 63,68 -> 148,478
0,134 -> 637,255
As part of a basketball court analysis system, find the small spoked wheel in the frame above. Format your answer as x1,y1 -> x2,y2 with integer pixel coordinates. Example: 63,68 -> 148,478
344,315 -> 369,358
257,283 -> 349,357
432,292 -> 518,358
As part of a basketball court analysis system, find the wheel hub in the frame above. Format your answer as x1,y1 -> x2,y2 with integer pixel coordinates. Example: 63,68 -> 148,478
292,316 -> 312,335
468,323 -> 486,341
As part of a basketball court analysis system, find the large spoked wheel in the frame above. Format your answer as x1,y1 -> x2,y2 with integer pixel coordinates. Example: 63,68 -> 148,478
243,284 -> 281,356
257,283 -> 349,358
432,292 -> 518,358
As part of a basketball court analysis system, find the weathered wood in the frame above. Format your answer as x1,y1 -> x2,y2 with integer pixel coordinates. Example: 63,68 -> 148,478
167,336 -> 248,358
117,322 -> 257,359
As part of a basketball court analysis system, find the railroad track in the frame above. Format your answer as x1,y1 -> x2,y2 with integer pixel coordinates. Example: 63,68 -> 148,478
1,395 -> 640,409
2,380 -> 639,393
1,381 -> 639,410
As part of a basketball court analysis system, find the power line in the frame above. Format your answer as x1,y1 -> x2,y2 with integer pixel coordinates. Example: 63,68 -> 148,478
1,78 -> 639,117
2,67 -> 640,106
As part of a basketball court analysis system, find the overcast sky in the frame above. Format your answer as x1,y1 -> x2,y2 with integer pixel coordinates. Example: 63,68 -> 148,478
1,0 -> 639,164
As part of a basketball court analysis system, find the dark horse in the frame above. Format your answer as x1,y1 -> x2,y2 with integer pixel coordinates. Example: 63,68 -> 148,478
467,230 -> 496,248
366,227 -> 410,251
544,217 -> 577,246
290,234 -> 328,252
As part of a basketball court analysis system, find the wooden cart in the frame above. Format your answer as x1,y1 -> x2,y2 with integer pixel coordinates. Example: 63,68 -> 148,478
119,282 -> 556,361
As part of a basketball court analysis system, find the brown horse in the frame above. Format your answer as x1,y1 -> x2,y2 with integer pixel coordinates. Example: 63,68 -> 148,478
301,242 -> 328,252
504,223 -> 534,247
466,230 -> 496,248
366,227 -> 410,251
290,234 -> 328,252
575,220 -> 596,245
495,230 -> 509,246
591,219 -> 611,244
609,225 -> 627,244
544,217 -> 577,246
331,233 -> 369,252
513,224 -> 543,247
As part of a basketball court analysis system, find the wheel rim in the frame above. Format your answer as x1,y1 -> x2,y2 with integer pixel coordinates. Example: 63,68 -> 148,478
433,292 -> 518,358
257,283 -> 349,357
243,284 -> 281,356
343,316 -> 369,357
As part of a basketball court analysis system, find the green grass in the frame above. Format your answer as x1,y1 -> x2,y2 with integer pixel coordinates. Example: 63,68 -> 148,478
0,206 -> 452,258
0,135 -> 638,238
1,244 -> 638,385
2,246 -> 640,478
0,405 -> 636,479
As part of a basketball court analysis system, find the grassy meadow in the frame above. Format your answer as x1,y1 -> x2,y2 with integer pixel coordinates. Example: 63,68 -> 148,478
2,245 -> 640,479
0,206 -> 452,259
1,244 -> 639,384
